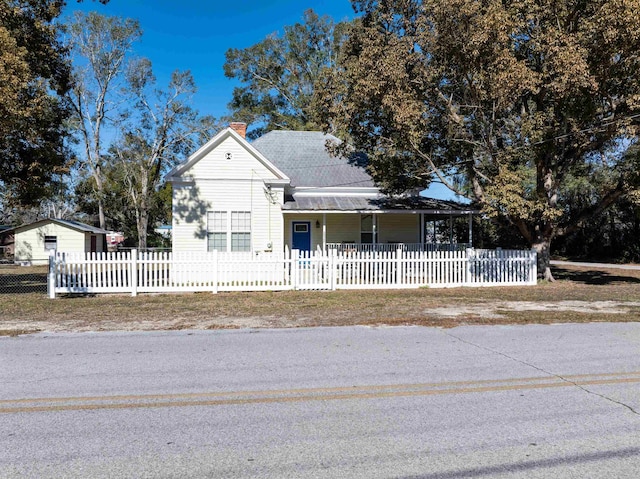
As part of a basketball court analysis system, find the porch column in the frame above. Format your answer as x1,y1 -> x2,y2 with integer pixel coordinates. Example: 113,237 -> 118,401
449,213 -> 453,244
373,214 -> 378,245
420,213 -> 425,245
322,213 -> 327,250
468,212 -> 473,247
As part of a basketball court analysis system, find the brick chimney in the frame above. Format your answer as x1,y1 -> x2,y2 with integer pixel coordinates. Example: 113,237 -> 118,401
229,122 -> 247,139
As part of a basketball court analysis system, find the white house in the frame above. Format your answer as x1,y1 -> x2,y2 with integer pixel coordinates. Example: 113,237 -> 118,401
10,218 -> 108,265
166,123 -> 477,255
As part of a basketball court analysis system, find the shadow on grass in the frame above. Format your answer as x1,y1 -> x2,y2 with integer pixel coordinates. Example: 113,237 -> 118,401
551,267 -> 640,285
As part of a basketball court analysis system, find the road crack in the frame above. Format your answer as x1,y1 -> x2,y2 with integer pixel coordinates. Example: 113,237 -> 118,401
441,330 -> 640,417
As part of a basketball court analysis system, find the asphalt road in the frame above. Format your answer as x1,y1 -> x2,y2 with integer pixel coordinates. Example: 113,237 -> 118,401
1,323 -> 639,478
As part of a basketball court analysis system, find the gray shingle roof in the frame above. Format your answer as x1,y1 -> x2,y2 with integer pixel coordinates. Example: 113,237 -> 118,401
251,130 -> 374,188
282,195 -> 478,213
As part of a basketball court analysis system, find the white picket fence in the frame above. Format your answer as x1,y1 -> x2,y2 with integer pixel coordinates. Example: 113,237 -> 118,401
48,247 -> 537,297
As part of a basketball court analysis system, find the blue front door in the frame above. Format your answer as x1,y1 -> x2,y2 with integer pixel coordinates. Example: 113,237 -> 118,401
292,222 -> 311,252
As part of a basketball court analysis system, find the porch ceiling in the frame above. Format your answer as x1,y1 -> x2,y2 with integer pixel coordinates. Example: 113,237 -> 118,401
282,195 -> 479,214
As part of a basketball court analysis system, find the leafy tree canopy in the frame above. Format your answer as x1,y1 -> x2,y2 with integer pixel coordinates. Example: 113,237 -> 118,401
224,9 -> 348,138
317,0 -> 640,279
0,0 -> 106,207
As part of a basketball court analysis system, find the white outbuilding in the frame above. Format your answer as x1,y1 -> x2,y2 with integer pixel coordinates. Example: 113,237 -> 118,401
11,218 -> 108,265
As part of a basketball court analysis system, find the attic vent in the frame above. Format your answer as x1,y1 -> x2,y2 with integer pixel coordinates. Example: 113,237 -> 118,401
224,152 -> 233,160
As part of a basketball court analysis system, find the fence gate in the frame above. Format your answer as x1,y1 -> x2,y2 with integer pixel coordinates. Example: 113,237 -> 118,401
292,250 -> 331,290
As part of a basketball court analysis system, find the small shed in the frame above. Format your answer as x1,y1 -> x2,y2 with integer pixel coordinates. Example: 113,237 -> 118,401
11,219 -> 108,265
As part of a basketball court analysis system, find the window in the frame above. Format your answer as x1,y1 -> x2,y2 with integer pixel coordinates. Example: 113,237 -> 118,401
44,236 -> 57,251
231,211 -> 251,252
360,214 -> 376,244
207,211 -> 251,252
207,211 -> 227,251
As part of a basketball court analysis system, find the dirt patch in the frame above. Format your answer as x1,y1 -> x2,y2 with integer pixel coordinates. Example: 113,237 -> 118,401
430,300 -> 640,319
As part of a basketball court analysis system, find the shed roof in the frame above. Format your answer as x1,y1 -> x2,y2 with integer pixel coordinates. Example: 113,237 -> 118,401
9,218 -> 109,235
252,131 -> 374,188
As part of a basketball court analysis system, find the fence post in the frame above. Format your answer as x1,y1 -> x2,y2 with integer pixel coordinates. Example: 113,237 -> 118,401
396,247 -> 403,286
466,248 -> 474,286
329,249 -> 336,290
212,250 -> 219,294
530,248 -> 538,285
48,249 -> 56,299
291,249 -> 299,290
130,248 -> 138,297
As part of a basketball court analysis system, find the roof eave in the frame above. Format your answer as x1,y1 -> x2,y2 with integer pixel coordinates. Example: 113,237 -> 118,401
283,208 -> 480,214
292,186 -> 381,196
12,218 -> 109,235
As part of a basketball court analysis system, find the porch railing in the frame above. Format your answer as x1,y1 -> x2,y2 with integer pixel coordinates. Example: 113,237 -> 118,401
325,243 -> 471,253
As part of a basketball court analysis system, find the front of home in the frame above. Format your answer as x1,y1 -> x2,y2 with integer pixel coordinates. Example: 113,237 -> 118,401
47,127 -> 535,297
45,124 -> 536,298
167,123 -> 477,256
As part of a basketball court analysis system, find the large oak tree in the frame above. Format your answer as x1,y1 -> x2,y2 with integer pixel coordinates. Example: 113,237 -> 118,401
316,0 -> 640,280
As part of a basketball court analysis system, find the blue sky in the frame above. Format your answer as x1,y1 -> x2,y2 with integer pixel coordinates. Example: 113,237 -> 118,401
66,0 -> 356,120
63,0 -> 463,201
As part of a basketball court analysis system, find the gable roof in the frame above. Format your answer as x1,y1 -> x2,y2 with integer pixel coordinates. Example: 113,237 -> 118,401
9,218 -> 108,235
251,131 -> 374,188
166,127 -> 289,181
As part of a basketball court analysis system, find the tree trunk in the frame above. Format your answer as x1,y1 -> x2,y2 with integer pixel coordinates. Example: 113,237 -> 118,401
98,201 -> 106,232
136,173 -> 150,251
94,165 -> 106,230
532,238 -> 554,282
137,207 -> 148,251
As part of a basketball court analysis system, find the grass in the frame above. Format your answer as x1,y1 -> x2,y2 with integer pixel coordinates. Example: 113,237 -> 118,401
0,264 -> 639,335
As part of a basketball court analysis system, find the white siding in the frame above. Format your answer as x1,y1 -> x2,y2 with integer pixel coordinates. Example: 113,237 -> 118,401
325,214 -> 360,245
378,214 -> 420,244
172,133 -> 286,253
15,223 -> 86,264
188,136 -> 279,181
172,180 -> 284,253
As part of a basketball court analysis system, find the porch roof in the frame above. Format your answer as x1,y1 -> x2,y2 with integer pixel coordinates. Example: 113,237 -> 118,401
282,195 -> 478,214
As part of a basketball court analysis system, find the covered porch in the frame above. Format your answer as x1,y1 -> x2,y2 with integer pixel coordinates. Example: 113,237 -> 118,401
281,195 -> 478,253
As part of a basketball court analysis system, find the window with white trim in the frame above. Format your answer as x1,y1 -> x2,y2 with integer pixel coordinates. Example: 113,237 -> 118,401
231,211 -> 251,252
44,235 -> 57,251
207,211 -> 251,252
207,211 -> 227,251
360,214 -> 376,244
